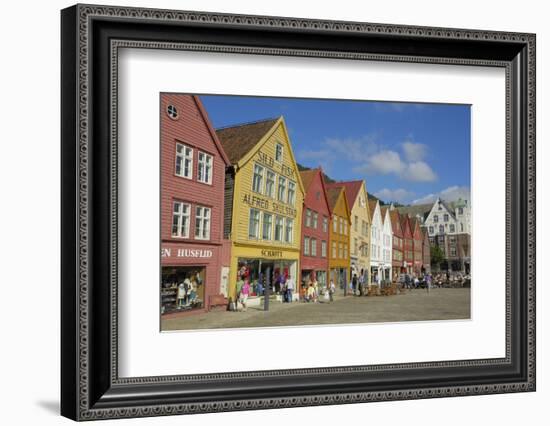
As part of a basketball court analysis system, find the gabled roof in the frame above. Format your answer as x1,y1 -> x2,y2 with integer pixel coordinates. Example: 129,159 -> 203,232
400,214 -> 413,237
389,210 -> 403,237
326,186 -> 351,220
435,198 -> 457,221
192,96 -> 231,166
300,168 -> 331,214
216,117 -> 279,164
299,169 -> 318,192
368,199 -> 378,221
326,180 -> 363,212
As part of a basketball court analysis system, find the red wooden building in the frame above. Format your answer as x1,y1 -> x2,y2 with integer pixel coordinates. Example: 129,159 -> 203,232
401,214 -> 414,274
160,94 -> 230,316
411,217 -> 424,276
389,209 -> 404,281
299,168 -> 331,289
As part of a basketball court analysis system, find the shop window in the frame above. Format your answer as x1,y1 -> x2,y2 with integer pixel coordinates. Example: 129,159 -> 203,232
311,238 -> 317,256
275,216 -> 284,241
252,164 -> 264,193
262,213 -> 273,240
278,176 -> 286,201
285,218 -> 294,243
175,143 -> 193,179
171,201 -> 190,238
197,152 -> 213,184
287,181 -> 296,205
248,208 -> 260,239
265,170 -> 275,198
166,104 -> 178,120
161,266 -> 205,314
321,240 -> 327,257
275,143 -> 283,162
304,236 -> 310,255
195,206 -> 211,240
312,212 -> 318,229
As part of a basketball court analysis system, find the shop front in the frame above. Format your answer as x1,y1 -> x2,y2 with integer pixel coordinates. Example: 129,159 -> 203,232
228,244 -> 300,305
160,244 -> 221,315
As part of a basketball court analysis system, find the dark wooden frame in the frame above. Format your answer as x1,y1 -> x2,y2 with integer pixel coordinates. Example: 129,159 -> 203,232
61,4 -> 536,421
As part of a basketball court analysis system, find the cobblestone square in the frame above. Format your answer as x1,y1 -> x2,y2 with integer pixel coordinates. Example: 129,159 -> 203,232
161,287 -> 470,331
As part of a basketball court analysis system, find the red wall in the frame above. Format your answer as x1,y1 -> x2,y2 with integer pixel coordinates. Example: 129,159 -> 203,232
300,170 -> 330,274
160,94 -> 227,308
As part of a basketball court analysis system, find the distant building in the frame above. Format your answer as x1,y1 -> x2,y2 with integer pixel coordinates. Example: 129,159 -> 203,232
389,209 -> 404,282
380,206 -> 393,282
326,185 -> 351,294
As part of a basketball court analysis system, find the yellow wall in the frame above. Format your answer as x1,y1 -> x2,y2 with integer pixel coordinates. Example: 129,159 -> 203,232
349,182 -> 371,277
228,119 -> 304,299
329,189 -> 351,271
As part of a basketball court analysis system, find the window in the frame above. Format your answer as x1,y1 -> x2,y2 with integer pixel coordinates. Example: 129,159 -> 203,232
332,241 -> 337,258
339,243 -> 343,259
343,219 -> 348,235
311,238 -> 317,256
275,143 -> 283,162
429,226 -> 434,234
354,238 -> 358,255
285,218 -> 294,243
443,214 -> 449,222
461,223 -> 464,232
265,170 -> 275,197
166,104 -> 178,119
450,247 -> 457,256
305,209 -> 312,227
262,213 -> 273,240
333,215 -> 338,232
287,181 -> 296,205
175,143 -> 193,179
354,216 -> 359,232
458,207 -> 464,215
278,176 -> 286,201
363,221 -> 369,237
304,236 -> 310,255
339,217 -> 344,234
248,208 -> 260,238
433,214 -> 439,222
312,212 -> 318,229
321,241 -> 327,257
171,201 -> 190,237
275,216 -> 284,241
450,236 -> 457,244
363,243 -> 368,257
195,206 -> 211,240
344,245 -> 348,259
252,164 -> 264,193
197,152 -> 213,184
450,224 -> 455,233
323,216 -> 328,233
439,224 -> 444,234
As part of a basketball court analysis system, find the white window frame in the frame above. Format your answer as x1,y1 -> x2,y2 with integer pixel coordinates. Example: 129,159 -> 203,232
252,164 -> 264,193
197,151 -> 213,184
287,180 -> 296,205
311,238 -> 317,256
171,201 -> 191,238
274,216 -> 284,242
312,212 -> 318,229
323,216 -> 328,233
248,208 -> 260,239
304,236 -> 310,255
262,212 -> 273,240
275,142 -> 284,163
285,218 -> 294,243
265,169 -> 276,198
321,240 -> 327,257
333,215 -> 338,233
194,206 -> 211,240
305,209 -> 312,227
278,176 -> 287,202
175,142 -> 193,179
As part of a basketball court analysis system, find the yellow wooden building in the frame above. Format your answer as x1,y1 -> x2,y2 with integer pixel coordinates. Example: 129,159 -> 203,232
327,181 -> 372,284
325,185 -> 351,294
217,117 -> 305,302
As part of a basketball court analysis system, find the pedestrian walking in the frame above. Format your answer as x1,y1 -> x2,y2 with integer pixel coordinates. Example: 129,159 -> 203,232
352,274 -> 358,296
286,274 -> 295,303
329,279 -> 336,302
239,279 -> 250,312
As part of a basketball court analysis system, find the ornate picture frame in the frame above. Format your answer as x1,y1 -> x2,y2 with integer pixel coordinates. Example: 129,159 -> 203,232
61,4 -> 536,420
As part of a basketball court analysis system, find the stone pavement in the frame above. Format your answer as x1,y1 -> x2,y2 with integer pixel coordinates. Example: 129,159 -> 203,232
161,288 -> 471,331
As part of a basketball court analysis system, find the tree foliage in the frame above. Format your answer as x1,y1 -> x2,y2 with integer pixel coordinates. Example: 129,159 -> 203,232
430,245 -> 445,266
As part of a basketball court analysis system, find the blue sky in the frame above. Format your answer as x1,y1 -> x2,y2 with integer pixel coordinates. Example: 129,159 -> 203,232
200,95 -> 471,206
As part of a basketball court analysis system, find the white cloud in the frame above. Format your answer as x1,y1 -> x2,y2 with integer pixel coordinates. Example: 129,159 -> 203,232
412,185 -> 471,205
403,161 -> 438,182
401,141 -> 428,162
374,188 -> 415,203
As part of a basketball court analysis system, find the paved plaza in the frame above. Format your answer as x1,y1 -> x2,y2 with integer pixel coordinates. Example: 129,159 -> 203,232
161,287 -> 471,331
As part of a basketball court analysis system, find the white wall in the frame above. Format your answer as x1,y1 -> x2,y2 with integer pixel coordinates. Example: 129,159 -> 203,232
0,0 -> 547,425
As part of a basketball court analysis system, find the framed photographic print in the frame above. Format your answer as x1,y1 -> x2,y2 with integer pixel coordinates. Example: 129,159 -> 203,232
61,4 -> 536,421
